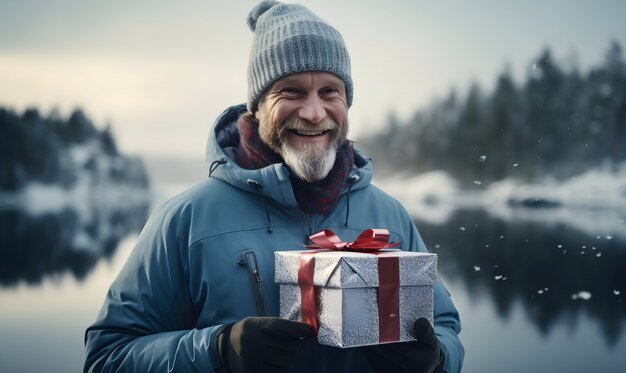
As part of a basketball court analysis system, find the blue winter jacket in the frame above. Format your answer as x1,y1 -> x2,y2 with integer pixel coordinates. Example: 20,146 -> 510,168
84,104 -> 464,372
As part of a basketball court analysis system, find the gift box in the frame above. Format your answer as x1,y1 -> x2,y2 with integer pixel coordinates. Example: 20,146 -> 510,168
274,231 -> 437,348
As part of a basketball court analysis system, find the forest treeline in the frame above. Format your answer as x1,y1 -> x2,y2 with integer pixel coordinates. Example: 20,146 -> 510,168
359,42 -> 626,187
0,107 -> 149,191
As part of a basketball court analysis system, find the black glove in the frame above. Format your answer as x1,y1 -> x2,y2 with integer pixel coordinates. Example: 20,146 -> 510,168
217,316 -> 313,373
365,317 -> 444,373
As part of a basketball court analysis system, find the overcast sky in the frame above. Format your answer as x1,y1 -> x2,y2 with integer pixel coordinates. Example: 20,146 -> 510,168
1,0 -> 625,159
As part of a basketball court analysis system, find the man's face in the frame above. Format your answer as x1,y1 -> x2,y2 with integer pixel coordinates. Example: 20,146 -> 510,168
255,71 -> 349,182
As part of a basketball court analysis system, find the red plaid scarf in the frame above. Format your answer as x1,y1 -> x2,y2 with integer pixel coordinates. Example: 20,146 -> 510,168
234,115 -> 354,215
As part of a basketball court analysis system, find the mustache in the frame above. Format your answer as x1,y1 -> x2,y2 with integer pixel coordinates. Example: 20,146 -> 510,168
281,117 -> 339,133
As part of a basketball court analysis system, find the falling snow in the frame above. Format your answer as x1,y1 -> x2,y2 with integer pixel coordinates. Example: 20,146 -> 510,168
474,266 -> 481,272
572,291 -> 592,300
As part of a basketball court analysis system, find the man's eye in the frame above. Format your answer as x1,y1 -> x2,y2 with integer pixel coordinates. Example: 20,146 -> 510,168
321,88 -> 340,96
281,88 -> 300,96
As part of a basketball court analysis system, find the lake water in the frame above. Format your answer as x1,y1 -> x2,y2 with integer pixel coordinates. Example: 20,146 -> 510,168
0,181 -> 624,373
417,209 -> 626,372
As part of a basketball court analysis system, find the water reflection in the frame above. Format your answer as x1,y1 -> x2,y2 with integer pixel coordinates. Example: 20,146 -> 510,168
416,209 -> 626,347
0,202 -> 150,287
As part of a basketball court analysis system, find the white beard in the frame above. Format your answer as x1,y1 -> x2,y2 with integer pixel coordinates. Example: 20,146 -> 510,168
281,141 -> 337,182
256,111 -> 347,182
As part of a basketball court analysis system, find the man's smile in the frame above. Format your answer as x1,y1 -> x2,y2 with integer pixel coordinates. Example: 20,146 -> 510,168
289,129 -> 330,137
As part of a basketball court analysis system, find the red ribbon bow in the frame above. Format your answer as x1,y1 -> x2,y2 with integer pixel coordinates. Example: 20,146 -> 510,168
298,229 -> 402,344
306,229 -> 399,251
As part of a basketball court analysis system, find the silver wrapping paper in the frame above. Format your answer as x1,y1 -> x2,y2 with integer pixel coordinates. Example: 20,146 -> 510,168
275,250 -> 437,348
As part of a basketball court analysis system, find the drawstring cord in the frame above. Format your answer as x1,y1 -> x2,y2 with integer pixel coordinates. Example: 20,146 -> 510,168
344,175 -> 359,227
208,158 -> 227,178
247,179 -> 272,234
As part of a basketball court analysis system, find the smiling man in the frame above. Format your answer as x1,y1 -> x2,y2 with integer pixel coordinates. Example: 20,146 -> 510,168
84,1 -> 464,372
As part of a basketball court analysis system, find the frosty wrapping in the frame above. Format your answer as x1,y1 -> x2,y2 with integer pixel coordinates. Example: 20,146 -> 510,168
274,248 -> 437,348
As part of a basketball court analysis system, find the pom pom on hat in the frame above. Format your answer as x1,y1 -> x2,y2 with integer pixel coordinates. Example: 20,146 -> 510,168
247,0 -> 279,31
246,1 -> 353,111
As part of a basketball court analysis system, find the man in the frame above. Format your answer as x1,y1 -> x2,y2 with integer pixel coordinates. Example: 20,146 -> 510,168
84,1 -> 464,372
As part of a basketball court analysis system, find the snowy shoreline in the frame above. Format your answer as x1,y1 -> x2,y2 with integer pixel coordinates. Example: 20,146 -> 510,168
4,162 -> 625,241
374,164 -> 626,239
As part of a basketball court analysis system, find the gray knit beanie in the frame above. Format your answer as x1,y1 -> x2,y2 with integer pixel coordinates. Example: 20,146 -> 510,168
246,0 -> 353,112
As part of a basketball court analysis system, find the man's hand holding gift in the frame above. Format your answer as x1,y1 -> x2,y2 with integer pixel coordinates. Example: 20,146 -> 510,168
365,317 -> 444,373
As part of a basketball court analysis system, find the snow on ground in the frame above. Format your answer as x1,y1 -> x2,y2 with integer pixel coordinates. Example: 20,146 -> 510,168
14,180 -> 151,216
373,171 -> 464,224
374,163 -> 626,240
484,164 -> 626,211
1,141 -> 151,217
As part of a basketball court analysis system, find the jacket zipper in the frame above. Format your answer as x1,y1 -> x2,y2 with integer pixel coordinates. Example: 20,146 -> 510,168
238,250 -> 267,316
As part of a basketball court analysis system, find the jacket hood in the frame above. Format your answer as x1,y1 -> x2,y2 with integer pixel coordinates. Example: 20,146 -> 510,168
205,104 -> 373,208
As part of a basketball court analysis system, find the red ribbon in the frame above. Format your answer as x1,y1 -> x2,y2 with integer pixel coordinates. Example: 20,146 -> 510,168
297,229 -> 401,344
305,228 -> 400,251
297,251 -> 319,332
376,253 -> 400,343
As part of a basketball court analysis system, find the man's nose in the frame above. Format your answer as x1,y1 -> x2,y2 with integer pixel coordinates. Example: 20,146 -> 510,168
298,96 -> 326,124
